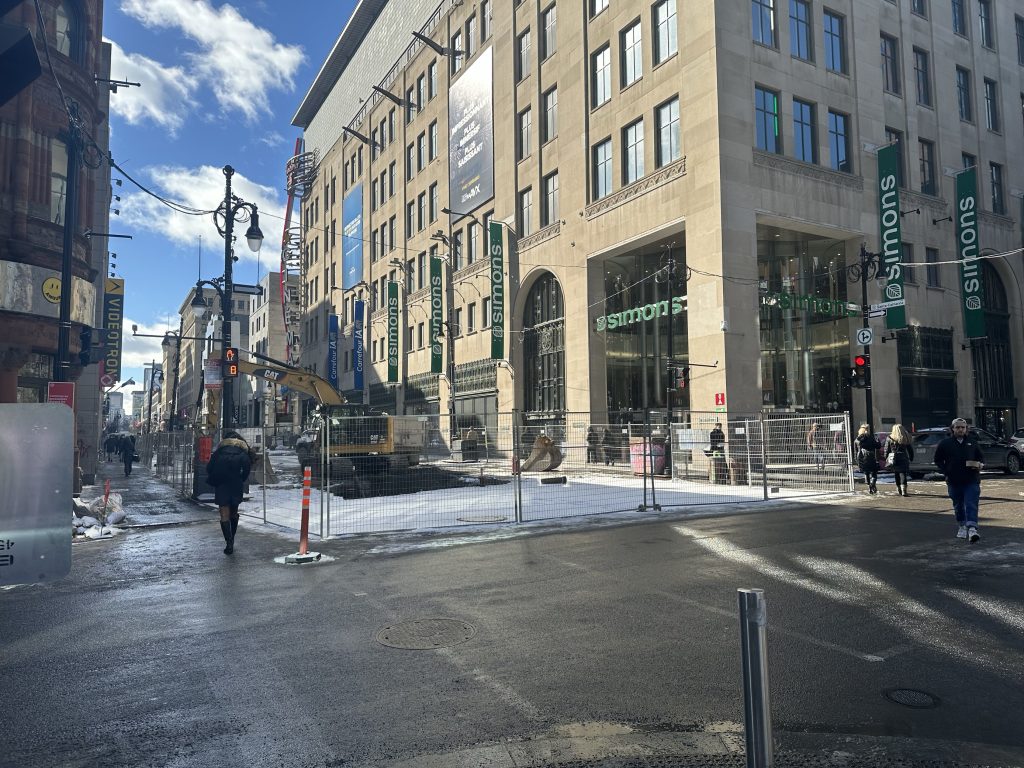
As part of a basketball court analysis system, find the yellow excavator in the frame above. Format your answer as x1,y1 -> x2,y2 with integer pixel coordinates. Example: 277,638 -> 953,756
238,354 -> 424,472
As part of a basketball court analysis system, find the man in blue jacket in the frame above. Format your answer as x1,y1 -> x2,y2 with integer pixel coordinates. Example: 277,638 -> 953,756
933,418 -> 985,543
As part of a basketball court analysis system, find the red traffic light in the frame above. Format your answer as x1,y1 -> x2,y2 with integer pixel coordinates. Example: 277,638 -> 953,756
853,355 -> 867,367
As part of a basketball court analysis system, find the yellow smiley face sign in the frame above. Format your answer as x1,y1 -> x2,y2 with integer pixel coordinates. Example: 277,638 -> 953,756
42,277 -> 61,304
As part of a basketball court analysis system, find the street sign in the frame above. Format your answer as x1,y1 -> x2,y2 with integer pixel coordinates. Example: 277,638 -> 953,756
232,284 -> 264,296
46,382 -> 75,410
870,298 -> 906,312
855,328 -> 874,346
867,310 -> 887,318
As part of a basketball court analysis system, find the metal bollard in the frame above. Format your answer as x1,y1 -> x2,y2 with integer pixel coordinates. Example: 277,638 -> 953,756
738,588 -> 773,767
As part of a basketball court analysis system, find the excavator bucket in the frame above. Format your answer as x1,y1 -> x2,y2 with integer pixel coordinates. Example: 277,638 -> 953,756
520,434 -> 564,472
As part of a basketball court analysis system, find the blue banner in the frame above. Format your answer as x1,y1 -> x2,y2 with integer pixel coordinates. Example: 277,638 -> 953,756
342,184 -> 364,289
327,314 -> 339,389
448,47 -> 494,215
353,300 -> 365,392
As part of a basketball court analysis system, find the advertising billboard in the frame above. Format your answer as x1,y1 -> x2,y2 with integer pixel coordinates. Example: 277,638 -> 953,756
448,47 -> 494,215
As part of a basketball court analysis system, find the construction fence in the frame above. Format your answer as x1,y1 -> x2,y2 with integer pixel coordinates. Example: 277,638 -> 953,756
136,411 -> 853,537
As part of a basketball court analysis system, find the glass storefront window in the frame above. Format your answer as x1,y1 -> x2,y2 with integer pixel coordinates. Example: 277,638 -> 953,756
601,248 -> 687,420
758,227 -> 852,412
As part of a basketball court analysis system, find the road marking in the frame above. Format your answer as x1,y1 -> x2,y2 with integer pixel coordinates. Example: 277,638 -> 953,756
437,646 -> 543,721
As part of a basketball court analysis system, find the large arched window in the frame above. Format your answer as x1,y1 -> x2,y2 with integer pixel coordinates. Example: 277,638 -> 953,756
971,261 -> 1016,432
54,1 -> 83,62
523,272 -> 565,414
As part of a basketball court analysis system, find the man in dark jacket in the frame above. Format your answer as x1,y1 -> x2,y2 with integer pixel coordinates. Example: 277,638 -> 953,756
934,418 -> 985,543
205,431 -> 253,555
119,435 -> 135,476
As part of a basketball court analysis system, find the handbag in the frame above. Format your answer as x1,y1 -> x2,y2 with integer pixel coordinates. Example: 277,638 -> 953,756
132,452 -> 140,463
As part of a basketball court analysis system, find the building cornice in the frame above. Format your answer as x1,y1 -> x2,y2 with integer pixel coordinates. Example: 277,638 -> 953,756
752,150 -> 863,192
584,157 -> 687,221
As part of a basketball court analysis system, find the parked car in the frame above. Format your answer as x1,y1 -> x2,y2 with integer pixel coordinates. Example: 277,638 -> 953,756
1009,428 -> 1024,451
909,427 -> 1021,477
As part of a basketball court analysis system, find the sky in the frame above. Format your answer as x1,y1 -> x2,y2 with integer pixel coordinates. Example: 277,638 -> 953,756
103,0 -> 356,413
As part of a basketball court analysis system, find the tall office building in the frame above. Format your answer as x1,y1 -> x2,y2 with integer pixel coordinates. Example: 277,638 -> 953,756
292,0 -> 1024,437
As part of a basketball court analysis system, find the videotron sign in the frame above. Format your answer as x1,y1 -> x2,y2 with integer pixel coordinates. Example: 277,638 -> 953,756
99,278 -> 124,386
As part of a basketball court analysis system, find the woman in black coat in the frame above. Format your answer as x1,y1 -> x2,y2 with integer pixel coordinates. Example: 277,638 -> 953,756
205,431 -> 253,554
119,435 -> 136,476
854,424 -> 882,494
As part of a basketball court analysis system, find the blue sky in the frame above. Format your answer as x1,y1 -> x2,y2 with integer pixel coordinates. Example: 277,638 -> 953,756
104,0 -> 355,411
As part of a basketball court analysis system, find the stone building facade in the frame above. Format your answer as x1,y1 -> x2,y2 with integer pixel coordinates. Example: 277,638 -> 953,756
292,0 -> 1024,437
0,0 -> 112,480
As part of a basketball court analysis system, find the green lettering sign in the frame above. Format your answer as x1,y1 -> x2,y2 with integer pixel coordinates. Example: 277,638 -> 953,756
878,144 -> 906,330
956,167 -> 985,339
488,222 -> 504,360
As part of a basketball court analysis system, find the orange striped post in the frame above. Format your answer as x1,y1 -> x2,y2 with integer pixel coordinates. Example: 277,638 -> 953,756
285,465 -> 321,564
299,465 -> 311,555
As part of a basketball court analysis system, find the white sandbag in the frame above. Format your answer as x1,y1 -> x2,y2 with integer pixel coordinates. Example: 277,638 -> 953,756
83,525 -> 114,539
106,508 -> 127,525
72,515 -> 83,526
80,515 -> 100,528
72,498 -> 91,517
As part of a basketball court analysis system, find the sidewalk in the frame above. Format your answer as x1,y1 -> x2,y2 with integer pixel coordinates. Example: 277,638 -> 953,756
83,457 -> 213,529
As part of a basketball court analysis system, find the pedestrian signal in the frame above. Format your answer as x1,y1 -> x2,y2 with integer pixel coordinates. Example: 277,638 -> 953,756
78,326 -> 93,365
851,354 -> 868,388
675,365 -> 690,390
223,347 -> 239,378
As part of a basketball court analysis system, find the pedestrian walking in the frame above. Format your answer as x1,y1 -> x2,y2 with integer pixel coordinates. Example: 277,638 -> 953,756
586,426 -> 601,464
883,424 -> 915,496
806,422 -> 825,471
204,430 -> 253,555
854,424 -> 882,494
709,422 -> 725,455
602,426 -> 620,466
104,434 -> 117,462
934,418 -> 985,543
119,434 -> 135,477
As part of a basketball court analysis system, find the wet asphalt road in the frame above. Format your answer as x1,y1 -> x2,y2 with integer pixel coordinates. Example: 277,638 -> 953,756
2,469 -> 1024,767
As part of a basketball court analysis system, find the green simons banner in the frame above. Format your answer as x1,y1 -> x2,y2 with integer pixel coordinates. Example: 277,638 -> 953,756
488,222 -> 504,360
387,281 -> 399,383
430,256 -> 443,374
877,144 -> 906,330
956,167 -> 986,339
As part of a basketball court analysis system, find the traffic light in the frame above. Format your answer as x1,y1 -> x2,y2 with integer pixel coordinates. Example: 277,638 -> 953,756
78,326 -> 93,365
851,354 -> 869,388
675,365 -> 690,390
223,346 -> 239,378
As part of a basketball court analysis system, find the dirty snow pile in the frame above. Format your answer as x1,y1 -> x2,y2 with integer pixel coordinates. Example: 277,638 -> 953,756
72,494 -> 127,539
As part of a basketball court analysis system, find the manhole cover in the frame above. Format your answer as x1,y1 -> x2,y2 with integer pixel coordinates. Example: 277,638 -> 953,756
883,687 -> 941,708
376,618 -> 476,649
457,514 -> 508,523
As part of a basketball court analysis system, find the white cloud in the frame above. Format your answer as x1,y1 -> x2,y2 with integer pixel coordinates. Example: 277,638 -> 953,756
258,131 -> 287,148
119,0 -> 305,121
122,317 -> 172,370
106,39 -> 197,134
118,164 -> 285,263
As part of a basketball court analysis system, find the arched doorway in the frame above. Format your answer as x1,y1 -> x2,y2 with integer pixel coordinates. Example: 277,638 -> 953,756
972,262 -> 1017,436
522,272 -> 565,419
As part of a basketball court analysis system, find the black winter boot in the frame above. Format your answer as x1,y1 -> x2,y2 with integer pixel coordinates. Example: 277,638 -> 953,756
220,520 -> 234,555
230,515 -> 239,543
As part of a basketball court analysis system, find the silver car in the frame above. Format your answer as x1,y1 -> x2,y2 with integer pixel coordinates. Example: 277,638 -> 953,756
910,427 -> 1021,477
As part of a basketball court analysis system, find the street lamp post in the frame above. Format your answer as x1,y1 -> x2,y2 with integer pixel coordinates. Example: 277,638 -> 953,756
161,322 -> 183,431
848,244 -> 884,431
208,165 -> 263,430
146,360 -> 160,434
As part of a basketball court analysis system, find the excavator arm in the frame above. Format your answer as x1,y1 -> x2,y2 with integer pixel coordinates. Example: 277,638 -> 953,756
236,360 -> 346,406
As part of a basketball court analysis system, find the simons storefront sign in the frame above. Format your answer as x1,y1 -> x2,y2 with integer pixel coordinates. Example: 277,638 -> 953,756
595,296 -> 687,331
760,290 -> 858,318
956,166 -> 986,339
877,144 -> 907,330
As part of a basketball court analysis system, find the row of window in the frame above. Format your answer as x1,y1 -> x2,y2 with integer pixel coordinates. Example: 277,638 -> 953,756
755,0 -> 1005,65
588,96 -> 680,204
881,34 -> 1004,135
587,1 -> 677,109
364,298 -> 495,363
